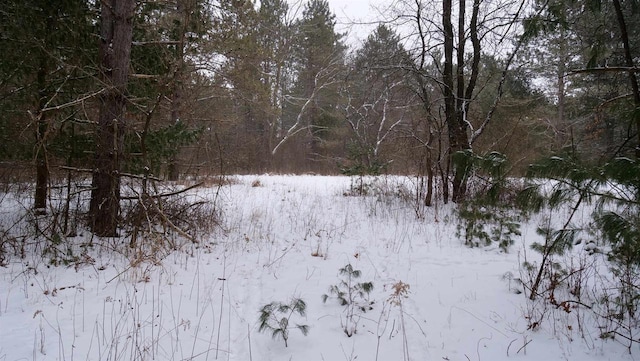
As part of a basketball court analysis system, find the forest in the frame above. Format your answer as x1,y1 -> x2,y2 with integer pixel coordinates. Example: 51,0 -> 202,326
1,0 -> 638,219
0,0 -> 640,359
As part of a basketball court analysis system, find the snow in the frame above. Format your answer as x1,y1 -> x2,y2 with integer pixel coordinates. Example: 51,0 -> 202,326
0,175 -> 635,360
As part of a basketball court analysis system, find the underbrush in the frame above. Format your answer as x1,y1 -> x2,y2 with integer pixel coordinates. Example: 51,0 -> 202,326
340,153 -> 640,355
0,177 -> 220,267
342,174 -> 442,221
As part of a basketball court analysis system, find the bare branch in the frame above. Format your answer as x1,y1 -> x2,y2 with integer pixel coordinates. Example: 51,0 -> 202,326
569,67 -> 640,75
130,73 -> 161,79
132,40 -> 182,46
120,182 -> 203,200
271,60 -> 343,155
41,88 -> 107,113
470,0 -> 530,144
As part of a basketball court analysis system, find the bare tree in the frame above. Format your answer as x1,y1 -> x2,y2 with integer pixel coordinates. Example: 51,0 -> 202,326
385,0 -> 528,202
272,60 -> 343,155
341,25 -> 416,176
611,0 -> 640,157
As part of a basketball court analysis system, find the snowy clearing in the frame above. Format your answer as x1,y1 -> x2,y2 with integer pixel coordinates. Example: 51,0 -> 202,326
0,175 -> 634,360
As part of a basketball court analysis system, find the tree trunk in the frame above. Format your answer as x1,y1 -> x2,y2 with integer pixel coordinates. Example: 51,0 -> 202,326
442,0 -> 455,203
34,9 -> 56,214
442,0 -> 469,203
89,0 -> 135,237
35,75 -> 49,214
612,0 -> 640,158
443,0 -> 480,203
168,0 -> 187,181
425,150 -> 433,207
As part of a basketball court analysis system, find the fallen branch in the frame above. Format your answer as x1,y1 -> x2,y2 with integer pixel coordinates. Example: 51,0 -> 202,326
120,182 -> 203,200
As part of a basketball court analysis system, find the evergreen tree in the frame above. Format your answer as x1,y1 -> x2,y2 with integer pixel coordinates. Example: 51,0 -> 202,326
128,0 -> 209,180
522,0 -> 640,159
89,0 -> 136,236
0,0 -> 96,212
257,0 -> 296,167
342,25 -> 414,176
286,0 -> 346,170
211,0 -> 274,171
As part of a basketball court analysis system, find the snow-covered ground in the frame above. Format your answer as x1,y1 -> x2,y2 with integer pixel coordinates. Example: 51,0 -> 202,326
0,175 -> 634,360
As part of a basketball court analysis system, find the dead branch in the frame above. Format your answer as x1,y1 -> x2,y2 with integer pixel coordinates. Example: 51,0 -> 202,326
120,182 -> 203,200
569,66 -> 640,75
41,88 -> 107,113
132,40 -> 181,46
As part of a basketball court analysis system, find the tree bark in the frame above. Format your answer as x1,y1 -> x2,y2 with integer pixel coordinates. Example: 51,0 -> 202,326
89,0 -> 135,237
611,0 -> 640,158
168,0 -> 187,181
34,6 -> 57,214
34,57 -> 49,213
443,0 -> 471,203
442,0 -> 455,204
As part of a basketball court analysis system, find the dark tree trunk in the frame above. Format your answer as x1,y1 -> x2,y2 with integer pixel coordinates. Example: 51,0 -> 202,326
425,151 -> 433,207
34,9 -> 56,214
612,0 -> 640,157
168,0 -> 186,181
443,0 -> 481,203
89,0 -> 135,237
443,0 -> 465,203
35,70 -> 49,213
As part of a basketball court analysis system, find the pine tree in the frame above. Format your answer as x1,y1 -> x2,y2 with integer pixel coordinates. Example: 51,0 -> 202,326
286,0 -> 346,170
0,0 -> 95,212
342,25 -> 414,177
89,0 -> 136,236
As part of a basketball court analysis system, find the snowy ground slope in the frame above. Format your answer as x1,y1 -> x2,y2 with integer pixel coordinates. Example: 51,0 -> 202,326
0,175 -> 633,360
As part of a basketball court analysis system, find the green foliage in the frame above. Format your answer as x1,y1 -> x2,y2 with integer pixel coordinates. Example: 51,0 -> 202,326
322,264 -> 374,309
286,0 -> 346,157
339,136 -> 387,177
596,211 -> 640,265
258,298 -> 309,347
457,205 -> 521,252
341,24 -> 412,179
322,263 -> 374,336
127,121 -> 201,176
49,123 -> 95,163
531,225 -> 580,256
454,150 -> 523,252
517,153 -> 640,347
339,142 -> 389,197
0,0 -> 96,162
592,158 -> 640,333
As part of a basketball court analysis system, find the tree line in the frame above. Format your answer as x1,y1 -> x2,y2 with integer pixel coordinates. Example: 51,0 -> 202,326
0,0 -> 638,236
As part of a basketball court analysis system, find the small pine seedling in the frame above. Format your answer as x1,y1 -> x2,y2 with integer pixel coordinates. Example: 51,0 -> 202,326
322,263 -> 374,336
322,264 -> 374,311
258,298 -> 309,347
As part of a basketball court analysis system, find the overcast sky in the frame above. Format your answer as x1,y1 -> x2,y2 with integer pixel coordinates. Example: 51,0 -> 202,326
325,0 -> 387,47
